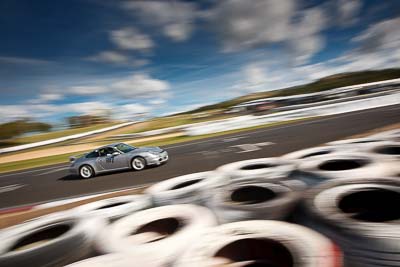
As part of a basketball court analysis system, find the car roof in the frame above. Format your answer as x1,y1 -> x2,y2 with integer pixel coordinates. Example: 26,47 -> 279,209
95,143 -> 125,150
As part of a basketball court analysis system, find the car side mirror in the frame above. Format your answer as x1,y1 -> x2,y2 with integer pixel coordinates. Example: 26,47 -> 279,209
112,152 -> 120,156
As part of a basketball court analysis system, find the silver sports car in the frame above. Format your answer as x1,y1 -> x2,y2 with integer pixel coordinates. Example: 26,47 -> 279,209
69,143 -> 168,178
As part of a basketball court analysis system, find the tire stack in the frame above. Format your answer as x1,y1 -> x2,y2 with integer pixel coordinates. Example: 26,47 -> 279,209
298,178 -> 400,267
0,214 -> 106,267
175,220 -> 341,267
93,204 -> 218,266
1,128 -> 399,266
145,172 -> 213,206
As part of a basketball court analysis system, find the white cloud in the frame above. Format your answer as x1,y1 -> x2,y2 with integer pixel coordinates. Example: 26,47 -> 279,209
288,7 -> 327,64
0,56 -> 51,65
208,0 -> 327,64
115,103 -> 151,120
304,16 -> 400,73
87,51 -> 149,67
243,64 -> 268,86
110,27 -> 154,51
148,99 -> 166,105
64,102 -> 112,115
163,23 -> 192,42
40,93 -> 62,102
0,101 -> 153,123
64,73 -> 171,100
88,51 -> 129,64
0,105 -> 30,123
232,61 -> 305,95
352,17 -> 400,57
210,0 -> 295,52
122,1 -> 197,42
29,93 -> 63,104
111,73 -> 170,98
68,85 -> 109,96
0,104 -> 60,123
337,0 -> 362,26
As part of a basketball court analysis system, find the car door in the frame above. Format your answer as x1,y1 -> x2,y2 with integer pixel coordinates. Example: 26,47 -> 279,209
97,147 -> 127,170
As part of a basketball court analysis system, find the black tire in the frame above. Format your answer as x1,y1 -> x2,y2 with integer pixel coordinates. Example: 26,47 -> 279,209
131,157 -> 146,171
79,165 -> 95,179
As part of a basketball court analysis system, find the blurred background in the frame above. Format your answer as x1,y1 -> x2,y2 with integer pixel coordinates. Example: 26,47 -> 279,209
1,0 -> 400,135
0,1 -> 400,267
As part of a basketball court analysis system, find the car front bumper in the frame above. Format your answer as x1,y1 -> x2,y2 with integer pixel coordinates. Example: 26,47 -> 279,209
146,151 -> 169,165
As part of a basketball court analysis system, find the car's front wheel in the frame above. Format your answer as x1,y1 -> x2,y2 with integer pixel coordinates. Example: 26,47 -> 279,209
131,157 -> 146,171
79,165 -> 95,179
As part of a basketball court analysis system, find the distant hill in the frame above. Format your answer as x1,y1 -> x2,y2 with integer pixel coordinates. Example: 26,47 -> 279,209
181,68 -> 400,114
274,68 -> 400,97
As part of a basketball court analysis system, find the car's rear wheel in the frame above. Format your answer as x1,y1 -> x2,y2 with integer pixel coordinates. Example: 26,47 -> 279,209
131,157 -> 146,171
79,165 -> 94,179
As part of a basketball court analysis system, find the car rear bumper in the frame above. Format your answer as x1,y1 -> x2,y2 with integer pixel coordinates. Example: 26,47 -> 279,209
69,167 -> 78,175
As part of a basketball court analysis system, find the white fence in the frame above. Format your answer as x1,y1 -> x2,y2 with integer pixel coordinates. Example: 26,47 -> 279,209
184,92 -> 400,136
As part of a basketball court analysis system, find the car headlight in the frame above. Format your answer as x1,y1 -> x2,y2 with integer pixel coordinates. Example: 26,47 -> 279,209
148,151 -> 160,156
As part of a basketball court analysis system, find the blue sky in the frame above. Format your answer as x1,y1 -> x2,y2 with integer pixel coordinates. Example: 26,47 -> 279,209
1,0 -> 399,123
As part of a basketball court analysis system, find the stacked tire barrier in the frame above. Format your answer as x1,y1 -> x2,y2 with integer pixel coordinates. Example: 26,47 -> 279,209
145,172 -> 213,206
94,204 -> 218,265
175,220 -> 341,267
0,128 -> 399,266
298,178 -> 400,267
70,195 -> 152,221
0,214 -> 106,267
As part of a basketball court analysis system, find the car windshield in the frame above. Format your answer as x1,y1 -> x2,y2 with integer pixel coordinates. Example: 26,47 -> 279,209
115,143 -> 136,153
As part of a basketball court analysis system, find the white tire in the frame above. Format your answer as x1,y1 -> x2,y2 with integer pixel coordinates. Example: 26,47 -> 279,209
207,180 -> 303,223
145,172 -> 214,206
282,146 -> 343,160
64,253 -> 164,267
175,220 -> 341,267
0,215 -> 106,267
370,129 -> 400,141
358,141 -> 400,161
295,152 -> 400,181
95,204 -> 218,265
302,178 -> 400,265
71,195 -> 152,221
215,157 -> 295,181
326,137 -> 387,148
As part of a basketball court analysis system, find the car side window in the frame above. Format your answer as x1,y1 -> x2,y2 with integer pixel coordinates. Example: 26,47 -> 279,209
99,147 -> 115,157
86,151 -> 98,158
98,148 -> 107,157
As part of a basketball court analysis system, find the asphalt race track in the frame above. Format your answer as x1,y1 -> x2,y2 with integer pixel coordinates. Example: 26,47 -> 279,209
0,104 -> 399,209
